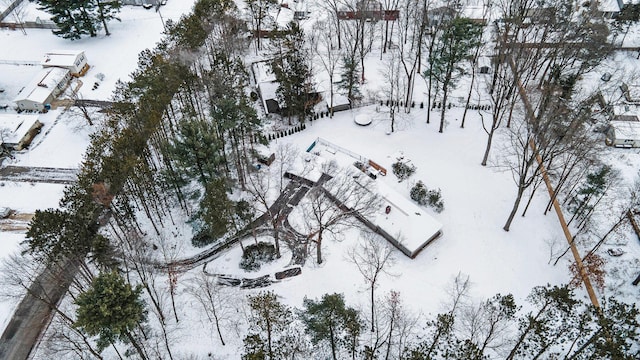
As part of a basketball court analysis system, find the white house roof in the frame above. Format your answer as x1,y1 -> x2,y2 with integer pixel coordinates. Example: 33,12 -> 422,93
599,0 -> 621,12
41,49 -> 84,68
461,5 -> 487,20
368,179 -> 443,254
258,81 -> 278,101
0,114 -> 41,144
612,103 -> 640,118
331,93 -> 350,107
301,138 -> 443,256
611,120 -> 640,139
253,61 -> 276,83
14,67 -> 69,105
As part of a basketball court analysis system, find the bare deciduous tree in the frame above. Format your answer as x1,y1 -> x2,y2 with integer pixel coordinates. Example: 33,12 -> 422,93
298,165 -> 381,264
246,143 -> 301,257
381,290 -> 419,360
187,272 -> 244,347
458,293 -> 517,356
347,230 -> 395,332
310,20 -> 342,118
380,48 -> 403,133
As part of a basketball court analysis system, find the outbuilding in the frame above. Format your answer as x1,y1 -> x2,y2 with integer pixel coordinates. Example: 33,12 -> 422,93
605,120 -> 640,148
13,67 -> 71,112
0,114 -> 44,151
327,93 -> 351,113
42,50 -> 89,76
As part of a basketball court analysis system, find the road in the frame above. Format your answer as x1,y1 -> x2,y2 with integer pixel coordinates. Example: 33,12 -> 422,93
0,257 -> 80,360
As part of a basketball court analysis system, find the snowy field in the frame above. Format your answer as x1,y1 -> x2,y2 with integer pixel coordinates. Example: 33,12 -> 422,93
255,106 -> 575,307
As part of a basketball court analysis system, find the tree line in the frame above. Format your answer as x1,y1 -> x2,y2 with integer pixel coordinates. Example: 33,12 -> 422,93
12,0 -> 265,357
241,283 -> 639,359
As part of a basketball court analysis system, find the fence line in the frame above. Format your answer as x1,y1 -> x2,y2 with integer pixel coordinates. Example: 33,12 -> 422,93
314,137 -> 367,163
0,21 -> 58,30
0,59 -> 39,66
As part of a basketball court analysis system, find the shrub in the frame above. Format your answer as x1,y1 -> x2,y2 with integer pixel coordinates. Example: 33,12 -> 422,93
410,181 -> 444,212
240,241 -> 278,271
427,188 -> 444,213
410,181 -> 428,205
392,161 -> 416,182
192,231 -> 214,247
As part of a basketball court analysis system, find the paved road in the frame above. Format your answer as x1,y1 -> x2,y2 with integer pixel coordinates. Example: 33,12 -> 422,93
0,257 -> 80,360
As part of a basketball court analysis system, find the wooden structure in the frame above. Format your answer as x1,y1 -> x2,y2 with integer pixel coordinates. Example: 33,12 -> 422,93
338,0 -> 399,21
0,114 -> 43,150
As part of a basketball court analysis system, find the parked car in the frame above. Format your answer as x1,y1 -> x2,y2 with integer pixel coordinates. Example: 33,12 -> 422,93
0,207 -> 11,219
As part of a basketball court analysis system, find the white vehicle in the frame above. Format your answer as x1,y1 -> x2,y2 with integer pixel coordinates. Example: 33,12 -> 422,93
0,207 -> 11,219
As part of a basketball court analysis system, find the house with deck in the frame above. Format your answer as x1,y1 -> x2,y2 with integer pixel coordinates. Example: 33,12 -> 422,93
13,67 -> 71,112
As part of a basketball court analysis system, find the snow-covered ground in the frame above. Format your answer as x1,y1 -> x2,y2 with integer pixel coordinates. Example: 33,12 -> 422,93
261,105 -> 575,307
148,102 -> 640,358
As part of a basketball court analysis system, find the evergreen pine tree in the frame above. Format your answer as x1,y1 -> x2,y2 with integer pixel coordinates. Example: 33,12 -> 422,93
337,56 -> 361,103
270,22 -> 314,123
74,271 -> 147,354
300,293 -> 362,360
38,0 -> 87,40
244,291 -> 294,360
96,0 -> 121,36
37,0 -> 120,39
425,17 -> 482,133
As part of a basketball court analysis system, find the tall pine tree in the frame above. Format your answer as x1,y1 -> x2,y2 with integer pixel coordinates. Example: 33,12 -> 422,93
271,22 -> 314,123
37,0 -> 120,39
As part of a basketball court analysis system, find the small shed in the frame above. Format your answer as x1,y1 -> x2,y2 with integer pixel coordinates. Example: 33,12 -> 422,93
14,67 -> 71,112
0,114 -> 44,150
477,56 -> 492,74
606,120 -> 640,148
327,93 -> 351,113
42,49 -> 89,76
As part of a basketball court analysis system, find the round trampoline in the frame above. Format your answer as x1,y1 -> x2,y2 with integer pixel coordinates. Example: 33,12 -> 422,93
354,114 -> 372,126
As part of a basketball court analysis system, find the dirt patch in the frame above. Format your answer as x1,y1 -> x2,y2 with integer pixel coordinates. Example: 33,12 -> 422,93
0,212 -> 33,232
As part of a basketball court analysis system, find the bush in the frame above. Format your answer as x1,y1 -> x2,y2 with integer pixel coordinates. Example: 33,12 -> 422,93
427,188 -> 444,213
410,181 -> 444,213
192,231 -> 214,247
410,181 -> 428,205
392,161 -> 416,182
240,241 -> 278,271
